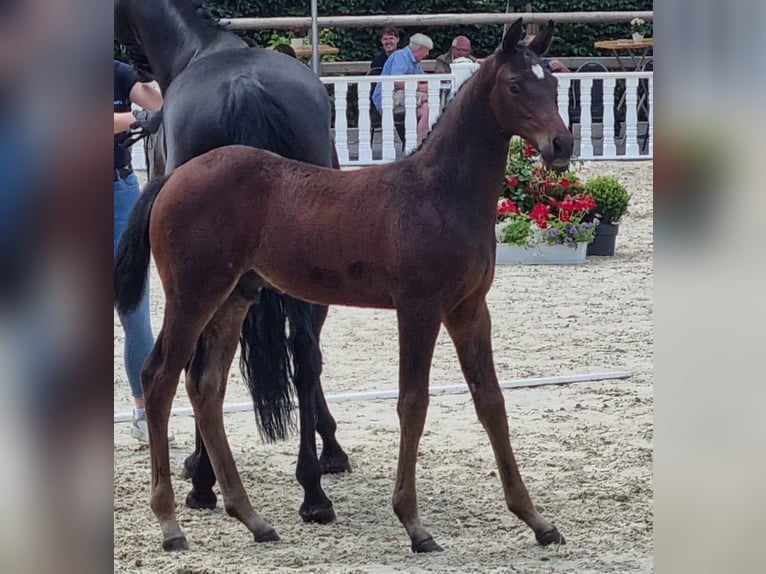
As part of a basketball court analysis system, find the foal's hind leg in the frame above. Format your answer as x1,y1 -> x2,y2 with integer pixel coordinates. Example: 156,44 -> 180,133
185,291 -> 280,543
443,295 -> 564,547
142,312 -> 207,551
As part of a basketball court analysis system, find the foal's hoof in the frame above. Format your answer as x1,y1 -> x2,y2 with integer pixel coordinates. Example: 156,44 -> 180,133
185,488 -> 217,510
536,528 -> 566,546
162,536 -> 189,552
254,528 -> 280,543
299,501 -> 336,524
412,537 -> 443,553
319,452 -> 352,474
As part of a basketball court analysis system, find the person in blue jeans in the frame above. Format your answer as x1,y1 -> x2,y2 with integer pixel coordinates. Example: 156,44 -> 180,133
113,59 -> 173,443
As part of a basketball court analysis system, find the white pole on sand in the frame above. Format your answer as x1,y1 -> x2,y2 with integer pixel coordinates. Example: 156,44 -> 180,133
113,370 -> 632,423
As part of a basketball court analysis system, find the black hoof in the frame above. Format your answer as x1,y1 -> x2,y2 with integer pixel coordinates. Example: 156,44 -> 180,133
185,488 -> 217,510
254,528 -> 280,543
319,453 -> 352,474
412,537 -> 443,553
536,528 -> 566,546
299,501 -> 336,524
162,536 -> 189,552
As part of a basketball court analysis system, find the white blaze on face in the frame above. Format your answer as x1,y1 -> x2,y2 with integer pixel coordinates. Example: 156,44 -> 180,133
531,63 -> 545,79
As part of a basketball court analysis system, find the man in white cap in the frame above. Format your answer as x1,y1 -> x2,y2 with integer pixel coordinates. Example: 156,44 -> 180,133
372,32 -> 434,145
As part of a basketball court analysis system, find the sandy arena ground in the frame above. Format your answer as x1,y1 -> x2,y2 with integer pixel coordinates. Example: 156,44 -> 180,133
114,161 -> 653,573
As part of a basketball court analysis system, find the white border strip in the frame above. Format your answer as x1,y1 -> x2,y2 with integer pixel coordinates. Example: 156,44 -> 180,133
114,371 -> 632,423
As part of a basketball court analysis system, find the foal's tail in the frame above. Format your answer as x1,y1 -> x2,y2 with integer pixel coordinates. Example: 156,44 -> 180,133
114,174 -> 170,315
239,290 -> 301,443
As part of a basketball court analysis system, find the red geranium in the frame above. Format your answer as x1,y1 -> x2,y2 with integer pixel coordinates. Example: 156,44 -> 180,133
529,203 -> 550,228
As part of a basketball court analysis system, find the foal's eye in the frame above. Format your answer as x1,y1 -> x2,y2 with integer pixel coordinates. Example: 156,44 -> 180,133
508,81 -> 521,95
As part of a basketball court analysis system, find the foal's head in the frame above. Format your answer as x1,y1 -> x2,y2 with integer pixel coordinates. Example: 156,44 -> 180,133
487,19 -> 573,169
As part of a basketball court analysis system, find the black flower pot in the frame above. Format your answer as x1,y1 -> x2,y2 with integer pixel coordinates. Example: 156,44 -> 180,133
587,222 -> 619,256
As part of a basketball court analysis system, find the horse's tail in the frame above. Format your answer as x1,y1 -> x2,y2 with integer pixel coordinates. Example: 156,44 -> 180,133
239,290 -> 300,443
114,174 -> 170,315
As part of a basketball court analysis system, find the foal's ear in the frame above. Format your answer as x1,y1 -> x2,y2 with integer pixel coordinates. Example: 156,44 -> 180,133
526,20 -> 555,56
501,18 -> 524,55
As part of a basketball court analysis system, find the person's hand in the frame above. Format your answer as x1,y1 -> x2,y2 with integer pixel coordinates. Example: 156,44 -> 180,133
130,109 -> 162,135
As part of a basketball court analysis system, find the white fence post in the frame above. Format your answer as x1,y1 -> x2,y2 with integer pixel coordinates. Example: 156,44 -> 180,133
624,76 -> 639,156
357,80 -> 373,163
646,75 -> 653,156
602,76 -> 617,157
380,79 -> 396,161
579,77 -> 594,158
333,80 -> 349,164
403,78 -> 418,154
449,61 -> 480,94
556,77 -> 570,128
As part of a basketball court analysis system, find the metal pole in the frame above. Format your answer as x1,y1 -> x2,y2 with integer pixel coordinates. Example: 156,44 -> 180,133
310,0 -> 319,74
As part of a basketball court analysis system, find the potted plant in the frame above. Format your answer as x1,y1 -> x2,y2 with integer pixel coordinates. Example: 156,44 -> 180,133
583,175 -> 631,256
496,139 -> 597,264
630,18 -> 647,41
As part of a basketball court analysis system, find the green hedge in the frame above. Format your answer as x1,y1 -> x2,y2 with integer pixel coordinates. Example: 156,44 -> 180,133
205,0 -> 653,60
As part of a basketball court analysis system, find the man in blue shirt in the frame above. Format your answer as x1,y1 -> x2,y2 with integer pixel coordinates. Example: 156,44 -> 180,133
372,33 -> 433,145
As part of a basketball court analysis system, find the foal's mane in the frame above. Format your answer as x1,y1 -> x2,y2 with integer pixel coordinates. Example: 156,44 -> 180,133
405,55 -> 497,156
406,42 -> 545,157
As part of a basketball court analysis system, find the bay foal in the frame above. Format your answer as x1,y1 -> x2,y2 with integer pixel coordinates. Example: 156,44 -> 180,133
115,19 -> 573,553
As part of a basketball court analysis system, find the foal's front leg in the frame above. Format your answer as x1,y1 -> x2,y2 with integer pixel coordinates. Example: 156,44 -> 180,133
444,295 -> 564,546
393,304 -> 443,552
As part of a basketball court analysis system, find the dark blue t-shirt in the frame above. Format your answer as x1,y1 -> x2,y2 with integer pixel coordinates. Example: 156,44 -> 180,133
114,60 -> 138,169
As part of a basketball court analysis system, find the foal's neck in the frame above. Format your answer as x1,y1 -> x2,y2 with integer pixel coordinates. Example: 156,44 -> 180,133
418,68 -> 509,213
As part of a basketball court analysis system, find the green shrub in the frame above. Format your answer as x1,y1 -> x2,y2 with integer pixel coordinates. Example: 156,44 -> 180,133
583,175 -> 630,225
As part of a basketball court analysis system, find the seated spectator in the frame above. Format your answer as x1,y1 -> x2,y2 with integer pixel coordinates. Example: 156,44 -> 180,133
523,34 -> 570,72
434,35 -> 477,73
371,33 -> 433,145
369,27 -> 400,75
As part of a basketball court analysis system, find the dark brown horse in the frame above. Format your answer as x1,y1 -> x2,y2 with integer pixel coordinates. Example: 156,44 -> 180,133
114,19 -> 573,553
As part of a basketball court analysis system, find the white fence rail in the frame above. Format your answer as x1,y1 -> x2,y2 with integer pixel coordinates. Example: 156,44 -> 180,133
131,65 -> 652,170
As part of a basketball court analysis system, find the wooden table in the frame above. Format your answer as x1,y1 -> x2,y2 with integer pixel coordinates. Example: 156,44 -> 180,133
594,38 -> 653,71
292,44 -> 339,59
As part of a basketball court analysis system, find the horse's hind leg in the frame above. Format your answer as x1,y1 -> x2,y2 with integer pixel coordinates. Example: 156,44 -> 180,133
185,290 -> 279,543
286,301 -> 337,523
183,421 -> 217,510
299,303 -> 350,474
443,295 -> 564,547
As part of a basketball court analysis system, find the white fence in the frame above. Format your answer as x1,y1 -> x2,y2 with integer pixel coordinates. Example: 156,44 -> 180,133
323,63 -> 653,165
131,65 -> 653,169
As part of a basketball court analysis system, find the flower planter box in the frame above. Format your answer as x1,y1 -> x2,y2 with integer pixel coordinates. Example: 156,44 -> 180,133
496,242 -> 588,265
